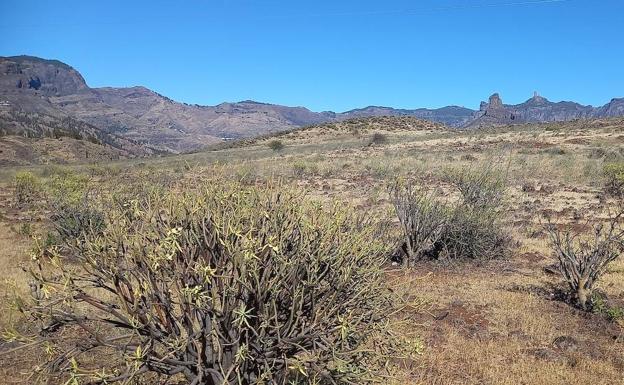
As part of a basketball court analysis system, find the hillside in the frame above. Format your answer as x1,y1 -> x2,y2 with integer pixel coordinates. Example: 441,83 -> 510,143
232,115 -> 448,148
0,135 -> 134,166
0,107 -> 157,164
1,56 -> 332,153
3,55 -> 624,155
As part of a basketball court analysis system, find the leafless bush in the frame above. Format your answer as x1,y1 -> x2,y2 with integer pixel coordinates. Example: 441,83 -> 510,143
443,165 -> 506,209
24,181 -> 390,384
369,132 -> 387,146
546,211 -> 624,310
391,164 -> 511,264
390,182 -> 447,266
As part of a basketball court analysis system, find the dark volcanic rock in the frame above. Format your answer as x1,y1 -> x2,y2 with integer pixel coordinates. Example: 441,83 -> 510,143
488,93 -> 504,109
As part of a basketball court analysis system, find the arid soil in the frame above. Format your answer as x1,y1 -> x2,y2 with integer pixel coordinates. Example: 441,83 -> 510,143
1,117 -> 623,384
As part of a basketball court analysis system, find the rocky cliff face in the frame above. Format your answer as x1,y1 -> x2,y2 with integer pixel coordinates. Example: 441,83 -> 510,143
465,92 -> 616,128
471,93 -> 517,125
596,98 -> 624,118
0,56 -> 88,97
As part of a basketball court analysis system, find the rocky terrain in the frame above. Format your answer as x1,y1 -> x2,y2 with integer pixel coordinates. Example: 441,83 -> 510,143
468,92 -> 624,128
1,55 -> 623,156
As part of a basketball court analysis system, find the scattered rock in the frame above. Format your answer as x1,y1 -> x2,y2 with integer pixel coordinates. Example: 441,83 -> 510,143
538,184 -> 556,195
521,183 -> 536,193
521,251 -> 543,263
552,336 -> 580,352
508,330 -> 531,342
543,264 -> 559,275
530,347 -> 562,362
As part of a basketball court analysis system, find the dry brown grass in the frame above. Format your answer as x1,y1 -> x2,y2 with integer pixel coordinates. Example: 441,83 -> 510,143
1,117 -> 623,384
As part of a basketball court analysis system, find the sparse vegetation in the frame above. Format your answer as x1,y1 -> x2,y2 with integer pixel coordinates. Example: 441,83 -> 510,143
443,164 -> 507,209
2,117 -> 624,384
592,293 -> 624,322
391,184 -> 447,265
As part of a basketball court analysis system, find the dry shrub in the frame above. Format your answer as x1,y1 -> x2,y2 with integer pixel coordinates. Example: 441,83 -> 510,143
23,180 -> 392,384
440,203 -> 510,261
546,210 -> 624,310
369,132 -> 387,146
41,171 -> 103,248
390,185 -> 447,265
391,164 -> 510,264
267,139 -> 285,152
49,198 -> 105,247
442,166 -> 506,209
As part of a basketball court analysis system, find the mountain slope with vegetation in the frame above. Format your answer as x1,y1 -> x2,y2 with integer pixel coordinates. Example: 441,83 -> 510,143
2,55 -> 623,156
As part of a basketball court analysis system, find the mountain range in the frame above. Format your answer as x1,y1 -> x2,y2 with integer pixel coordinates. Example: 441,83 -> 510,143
1,55 -> 623,154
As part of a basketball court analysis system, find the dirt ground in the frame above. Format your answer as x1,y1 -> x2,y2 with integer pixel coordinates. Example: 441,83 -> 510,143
1,117 -> 623,384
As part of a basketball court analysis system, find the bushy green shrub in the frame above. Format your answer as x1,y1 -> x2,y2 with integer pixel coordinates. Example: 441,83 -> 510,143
603,162 -> 624,196
13,171 -> 40,205
592,293 -> 624,321
44,171 -> 91,205
26,180 -> 390,384
38,171 -> 104,248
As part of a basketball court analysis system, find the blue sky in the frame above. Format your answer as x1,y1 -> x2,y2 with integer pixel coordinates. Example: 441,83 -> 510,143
1,0 -> 622,112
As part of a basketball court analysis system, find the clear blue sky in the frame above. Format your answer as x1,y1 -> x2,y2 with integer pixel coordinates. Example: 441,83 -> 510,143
1,0 -> 622,112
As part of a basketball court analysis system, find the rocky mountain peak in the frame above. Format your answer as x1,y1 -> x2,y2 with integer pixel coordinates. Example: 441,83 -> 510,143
488,93 -> 504,109
525,91 -> 549,106
471,93 -> 516,126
